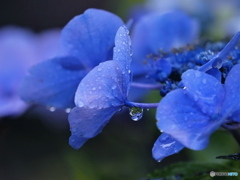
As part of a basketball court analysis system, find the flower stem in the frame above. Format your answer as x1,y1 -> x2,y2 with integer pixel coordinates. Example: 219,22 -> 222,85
199,32 -> 240,72
125,100 -> 159,108
130,82 -> 162,89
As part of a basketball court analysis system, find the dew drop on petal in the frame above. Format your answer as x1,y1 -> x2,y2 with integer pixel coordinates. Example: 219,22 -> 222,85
65,108 -> 71,113
47,106 -> 56,112
129,107 -> 143,121
78,101 -> 84,107
202,78 -> 207,84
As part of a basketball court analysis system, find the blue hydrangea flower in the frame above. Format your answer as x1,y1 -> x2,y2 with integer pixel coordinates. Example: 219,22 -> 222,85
20,9 -> 124,109
68,26 -> 132,149
153,64 -> 240,161
131,10 -> 199,68
0,26 -> 60,117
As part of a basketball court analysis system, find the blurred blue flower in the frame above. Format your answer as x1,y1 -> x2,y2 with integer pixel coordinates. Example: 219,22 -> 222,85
145,0 -> 240,36
68,26 -> 132,149
0,26 -> 60,117
20,9 -> 124,109
153,64 -> 240,161
131,10 -> 199,78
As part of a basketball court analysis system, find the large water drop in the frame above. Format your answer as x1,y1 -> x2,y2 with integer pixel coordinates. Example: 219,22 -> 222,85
129,107 -> 143,121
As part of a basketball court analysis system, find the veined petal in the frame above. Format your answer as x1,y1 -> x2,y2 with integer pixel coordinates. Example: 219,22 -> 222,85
70,26 -> 132,149
113,26 -> 132,96
182,69 -> 224,116
68,106 -> 119,149
70,60 -> 127,149
156,89 -> 222,150
152,133 -> 184,162
74,61 -> 126,108
223,64 -> 240,116
20,57 -> 87,108
59,8 -> 124,69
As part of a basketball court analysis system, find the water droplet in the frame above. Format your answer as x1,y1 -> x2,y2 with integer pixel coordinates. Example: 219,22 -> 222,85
129,107 -> 143,121
202,79 -> 207,84
92,87 -> 96,90
146,108 -> 149,111
157,159 -> 162,163
65,108 -> 71,113
97,67 -> 102,71
78,101 -> 84,107
47,106 -> 56,112
195,71 -> 201,78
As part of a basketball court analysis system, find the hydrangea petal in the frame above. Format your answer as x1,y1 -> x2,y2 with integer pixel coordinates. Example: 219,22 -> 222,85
152,133 -> 184,162
156,89 -> 222,150
131,11 -> 199,64
68,106 -> 120,149
59,8 -> 124,68
206,68 -> 221,82
74,61 -> 126,108
113,26 -> 132,96
222,64 -> 240,116
20,57 -> 87,108
182,69 -> 224,116
70,61 -> 127,149
69,26 -> 132,149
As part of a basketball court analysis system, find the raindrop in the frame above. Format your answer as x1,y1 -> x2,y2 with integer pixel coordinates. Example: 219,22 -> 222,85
129,107 -> 143,121
97,67 -> 102,71
78,101 -> 84,107
47,106 -> 56,112
65,108 -> 71,113
202,79 -> 207,84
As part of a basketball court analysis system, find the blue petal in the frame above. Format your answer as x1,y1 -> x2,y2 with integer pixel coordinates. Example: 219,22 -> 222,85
113,26 -> 132,96
68,106 -> 120,149
229,109 -> 240,123
74,61 -> 127,108
59,8 -> 124,69
223,64 -> 240,116
156,89 -> 222,150
206,68 -> 222,82
182,69 -> 224,116
131,11 -> 199,64
20,57 -> 87,108
70,60 -> 128,149
152,133 -> 184,162
69,26 -> 132,149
